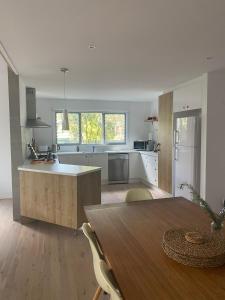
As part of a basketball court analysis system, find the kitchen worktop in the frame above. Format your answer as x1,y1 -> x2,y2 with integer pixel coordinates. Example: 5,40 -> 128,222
18,161 -> 101,177
56,150 -> 158,155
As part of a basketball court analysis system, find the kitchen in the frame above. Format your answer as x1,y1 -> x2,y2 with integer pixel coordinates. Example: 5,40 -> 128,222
2,1 -> 225,299
20,75 -> 204,215
17,84 -> 165,230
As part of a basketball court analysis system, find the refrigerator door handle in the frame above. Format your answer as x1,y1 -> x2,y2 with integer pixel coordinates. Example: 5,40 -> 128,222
174,130 -> 180,144
174,147 -> 179,161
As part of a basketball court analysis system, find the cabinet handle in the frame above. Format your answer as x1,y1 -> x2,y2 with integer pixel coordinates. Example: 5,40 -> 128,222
174,147 -> 179,161
174,130 -> 180,144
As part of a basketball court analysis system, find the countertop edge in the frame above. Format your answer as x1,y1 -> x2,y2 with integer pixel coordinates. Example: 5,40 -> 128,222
18,165 -> 101,177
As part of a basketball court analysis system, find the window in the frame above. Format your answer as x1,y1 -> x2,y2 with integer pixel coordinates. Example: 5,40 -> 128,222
104,113 -> 126,144
56,112 -> 80,144
55,111 -> 127,145
81,113 -> 103,144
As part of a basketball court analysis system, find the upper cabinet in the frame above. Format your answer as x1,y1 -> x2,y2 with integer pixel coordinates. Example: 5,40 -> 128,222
173,77 -> 203,112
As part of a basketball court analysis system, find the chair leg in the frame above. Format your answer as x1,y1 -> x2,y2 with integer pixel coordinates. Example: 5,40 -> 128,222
93,286 -> 102,300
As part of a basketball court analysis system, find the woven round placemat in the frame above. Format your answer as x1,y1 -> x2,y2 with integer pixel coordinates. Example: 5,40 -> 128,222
162,228 -> 225,268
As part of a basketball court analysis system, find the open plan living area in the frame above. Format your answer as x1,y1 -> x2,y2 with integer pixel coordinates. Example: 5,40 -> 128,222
1,1 -> 225,299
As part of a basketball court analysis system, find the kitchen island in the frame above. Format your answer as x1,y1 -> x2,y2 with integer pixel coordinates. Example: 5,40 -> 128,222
18,162 -> 101,229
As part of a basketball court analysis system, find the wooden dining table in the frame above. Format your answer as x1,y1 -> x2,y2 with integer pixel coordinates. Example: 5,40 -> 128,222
84,197 -> 225,300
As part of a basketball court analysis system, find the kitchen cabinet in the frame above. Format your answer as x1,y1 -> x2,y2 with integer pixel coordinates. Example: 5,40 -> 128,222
140,152 -> 158,187
129,152 -> 141,180
58,154 -> 87,166
158,92 -> 173,193
58,151 -> 158,186
173,80 -> 202,112
87,154 -> 108,181
58,153 -> 108,181
19,164 -> 101,229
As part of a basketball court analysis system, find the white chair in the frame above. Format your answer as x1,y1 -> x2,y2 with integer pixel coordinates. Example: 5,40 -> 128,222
125,188 -> 153,202
82,223 -> 123,300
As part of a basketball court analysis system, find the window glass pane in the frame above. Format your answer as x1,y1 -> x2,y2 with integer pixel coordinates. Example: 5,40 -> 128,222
105,113 -> 126,143
81,113 -> 103,144
56,112 -> 80,144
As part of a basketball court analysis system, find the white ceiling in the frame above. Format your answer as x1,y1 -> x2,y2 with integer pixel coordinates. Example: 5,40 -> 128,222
1,0 -> 225,101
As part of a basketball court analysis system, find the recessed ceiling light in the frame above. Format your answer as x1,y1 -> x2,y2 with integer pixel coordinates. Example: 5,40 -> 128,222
89,43 -> 96,49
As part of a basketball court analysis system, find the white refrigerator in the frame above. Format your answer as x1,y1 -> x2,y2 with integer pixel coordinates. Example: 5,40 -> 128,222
173,109 -> 201,200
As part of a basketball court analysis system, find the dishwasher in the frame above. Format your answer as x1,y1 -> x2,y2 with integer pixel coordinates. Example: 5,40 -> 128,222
108,153 -> 129,184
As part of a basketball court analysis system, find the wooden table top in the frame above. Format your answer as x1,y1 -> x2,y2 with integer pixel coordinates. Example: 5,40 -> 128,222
85,197 -> 225,300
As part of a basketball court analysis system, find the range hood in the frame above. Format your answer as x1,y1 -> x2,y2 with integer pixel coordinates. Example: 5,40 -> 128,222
26,87 -> 51,128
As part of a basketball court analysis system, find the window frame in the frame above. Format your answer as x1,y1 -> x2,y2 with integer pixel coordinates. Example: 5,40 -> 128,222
54,111 -> 127,146
103,112 -> 127,145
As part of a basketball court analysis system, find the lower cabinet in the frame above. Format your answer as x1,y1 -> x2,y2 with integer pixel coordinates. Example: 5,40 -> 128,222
58,152 -> 158,186
58,153 -> 108,181
87,154 -> 108,181
129,152 -> 142,179
58,154 -> 87,166
140,153 -> 158,187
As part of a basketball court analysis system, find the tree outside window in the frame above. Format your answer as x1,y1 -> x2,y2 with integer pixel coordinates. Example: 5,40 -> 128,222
55,111 -> 126,145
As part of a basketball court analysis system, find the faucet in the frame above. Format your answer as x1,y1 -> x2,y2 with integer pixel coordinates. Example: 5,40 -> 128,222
76,145 -> 80,152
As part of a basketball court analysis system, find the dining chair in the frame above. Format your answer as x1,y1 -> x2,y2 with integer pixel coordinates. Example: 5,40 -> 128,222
82,223 -> 123,300
125,188 -> 153,202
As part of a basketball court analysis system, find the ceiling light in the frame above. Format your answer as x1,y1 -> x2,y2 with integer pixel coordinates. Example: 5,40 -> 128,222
60,67 -> 69,131
89,43 -> 96,49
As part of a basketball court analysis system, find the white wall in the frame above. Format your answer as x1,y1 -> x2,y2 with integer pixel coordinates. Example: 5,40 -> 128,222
0,54 -> 12,198
204,69 -> 225,212
34,98 -> 155,151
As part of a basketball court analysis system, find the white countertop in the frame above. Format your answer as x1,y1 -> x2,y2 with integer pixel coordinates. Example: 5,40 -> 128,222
56,150 -> 158,155
139,151 -> 158,157
18,162 -> 101,177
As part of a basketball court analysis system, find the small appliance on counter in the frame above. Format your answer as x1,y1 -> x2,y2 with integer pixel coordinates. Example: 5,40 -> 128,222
133,140 -> 147,150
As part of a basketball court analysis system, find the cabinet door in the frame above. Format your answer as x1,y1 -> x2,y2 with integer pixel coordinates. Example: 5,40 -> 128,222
140,154 -> 156,185
58,154 -> 87,165
173,80 -> 202,112
87,154 -> 108,180
158,92 -> 173,193
149,156 -> 158,187
129,153 -> 141,179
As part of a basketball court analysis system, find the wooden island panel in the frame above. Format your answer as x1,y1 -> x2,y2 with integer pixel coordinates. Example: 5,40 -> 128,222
20,170 -> 101,229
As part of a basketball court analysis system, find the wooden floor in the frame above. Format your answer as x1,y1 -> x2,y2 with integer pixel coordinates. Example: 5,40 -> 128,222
0,183 -> 167,300
101,182 -> 168,204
